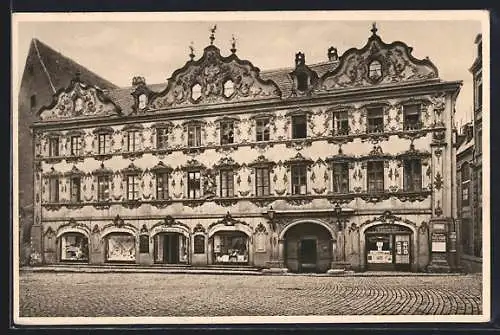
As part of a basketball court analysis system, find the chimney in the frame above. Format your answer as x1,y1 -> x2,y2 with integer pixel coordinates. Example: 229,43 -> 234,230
327,47 -> 338,61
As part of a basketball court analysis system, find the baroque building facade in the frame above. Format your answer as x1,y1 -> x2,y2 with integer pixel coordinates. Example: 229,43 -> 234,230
29,26 -> 461,272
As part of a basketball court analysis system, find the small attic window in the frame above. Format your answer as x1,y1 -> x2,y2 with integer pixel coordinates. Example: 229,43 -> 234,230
192,83 -> 202,101
138,94 -> 148,110
368,60 -> 382,81
74,97 -> 84,115
297,72 -> 309,92
223,80 -> 235,98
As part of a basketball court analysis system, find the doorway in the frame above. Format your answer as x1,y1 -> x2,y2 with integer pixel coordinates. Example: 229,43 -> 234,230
153,233 -> 188,264
299,238 -> 317,272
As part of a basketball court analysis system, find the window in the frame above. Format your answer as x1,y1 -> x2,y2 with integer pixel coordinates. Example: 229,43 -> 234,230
98,133 -> 111,155
70,177 -> 81,202
48,137 -> 59,157
461,162 -> 470,206
30,94 -> 36,109
187,125 -> 202,147
367,107 -> 384,133
403,104 -> 422,130
126,130 -> 140,152
332,162 -> 349,193
256,118 -> 270,142
194,235 -> 205,254
291,165 -> 307,195
97,175 -> 110,201
191,83 -> 202,101
187,171 -> 201,199
367,161 -> 384,193
477,129 -> 482,155
70,136 -> 81,156
220,121 -> 234,145
138,94 -> 148,110
333,111 -> 349,136
255,167 -> 270,196
474,77 -> 482,110
48,177 -> 59,202
126,175 -> 139,200
292,114 -> 307,139
368,60 -> 382,80
223,80 -> 234,97
403,159 -> 422,192
220,169 -> 234,197
297,72 -> 309,91
156,128 -> 169,150
156,172 -> 169,200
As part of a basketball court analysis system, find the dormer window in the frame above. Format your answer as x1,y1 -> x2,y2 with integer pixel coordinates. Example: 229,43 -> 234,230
223,79 -> 235,98
368,60 -> 382,81
297,72 -> 309,92
138,94 -> 148,110
192,83 -> 202,101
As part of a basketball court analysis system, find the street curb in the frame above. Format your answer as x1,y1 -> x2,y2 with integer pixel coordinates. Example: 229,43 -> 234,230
20,267 -> 473,277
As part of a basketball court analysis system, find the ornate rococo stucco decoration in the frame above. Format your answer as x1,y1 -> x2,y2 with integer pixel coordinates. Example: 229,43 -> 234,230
149,45 -> 281,109
38,74 -> 122,121
316,25 -> 439,92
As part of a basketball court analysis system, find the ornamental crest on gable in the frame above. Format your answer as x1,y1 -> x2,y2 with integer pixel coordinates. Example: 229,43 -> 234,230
149,45 -> 281,109
316,29 -> 439,92
38,76 -> 121,121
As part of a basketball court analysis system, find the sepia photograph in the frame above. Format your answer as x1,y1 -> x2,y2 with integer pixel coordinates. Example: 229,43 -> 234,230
11,10 -> 490,325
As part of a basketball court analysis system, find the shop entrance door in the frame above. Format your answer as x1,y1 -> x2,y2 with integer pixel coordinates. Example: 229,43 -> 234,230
299,238 -> 317,272
163,234 -> 180,264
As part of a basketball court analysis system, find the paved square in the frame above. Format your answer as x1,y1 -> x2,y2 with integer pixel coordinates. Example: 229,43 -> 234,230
19,272 -> 482,317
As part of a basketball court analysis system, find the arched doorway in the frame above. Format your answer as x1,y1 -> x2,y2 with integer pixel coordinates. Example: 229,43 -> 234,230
283,222 -> 334,273
59,232 -> 89,262
365,224 -> 413,271
153,233 -> 189,264
211,231 -> 249,265
104,232 -> 136,263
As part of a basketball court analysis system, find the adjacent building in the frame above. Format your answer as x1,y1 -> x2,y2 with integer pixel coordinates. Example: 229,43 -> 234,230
457,33 -> 482,273
18,39 -> 117,264
28,25 -> 462,272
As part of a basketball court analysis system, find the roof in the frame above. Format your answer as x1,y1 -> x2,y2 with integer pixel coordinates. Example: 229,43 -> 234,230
28,38 -> 118,91
105,59 -> 340,115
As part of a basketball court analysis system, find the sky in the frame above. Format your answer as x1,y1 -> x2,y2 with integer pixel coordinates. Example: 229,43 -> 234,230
14,14 -> 483,127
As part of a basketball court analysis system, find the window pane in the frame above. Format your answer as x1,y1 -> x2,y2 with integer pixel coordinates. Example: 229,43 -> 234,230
292,115 -> 307,139
367,161 -> 384,192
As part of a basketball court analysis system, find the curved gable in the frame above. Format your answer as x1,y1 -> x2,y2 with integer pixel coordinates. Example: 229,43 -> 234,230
149,45 -> 281,110
316,30 -> 439,92
38,77 -> 122,121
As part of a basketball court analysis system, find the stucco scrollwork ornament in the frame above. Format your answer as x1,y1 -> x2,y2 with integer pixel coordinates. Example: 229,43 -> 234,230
193,223 -> 206,233
38,75 -> 122,121
254,223 -> 268,234
149,44 -> 281,110
316,25 -> 438,92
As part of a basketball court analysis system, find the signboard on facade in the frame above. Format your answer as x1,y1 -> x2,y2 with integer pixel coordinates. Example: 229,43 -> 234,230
367,250 -> 392,263
431,233 -> 446,252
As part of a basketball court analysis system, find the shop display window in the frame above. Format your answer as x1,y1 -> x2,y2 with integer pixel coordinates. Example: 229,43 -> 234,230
60,233 -> 89,261
106,234 -> 136,262
213,232 -> 248,264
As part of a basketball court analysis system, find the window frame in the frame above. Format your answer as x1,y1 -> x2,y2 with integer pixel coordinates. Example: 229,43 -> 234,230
220,169 -> 235,197
291,114 -> 307,139
126,175 -> 140,201
366,107 -> 384,134
291,164 -> 308,195
156,172 -> 169,200
403,104 -> 422,131
97,175 -> 111,202
126,130 -> 140,152
70,136 -> 81,156
70,176 -> 81,202
255,167 -> 271,196
333,110 -> 349,136
403,159 -> 422,192
187,170 -> 201,199
332,162 -> 349,194
220,121 -> 235,145
156,128 -> 169,150
48,137 -> 60,157
367,160 -> 385,193
48,177 -> 59,202
97,133 -> 111,155
255,117 -> 271,142
461,162 -> 471,206
187,124 -> 202,147
193,235 -> 205,254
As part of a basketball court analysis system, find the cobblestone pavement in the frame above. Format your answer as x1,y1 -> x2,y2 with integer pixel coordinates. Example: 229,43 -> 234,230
19,272 -> 482,317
